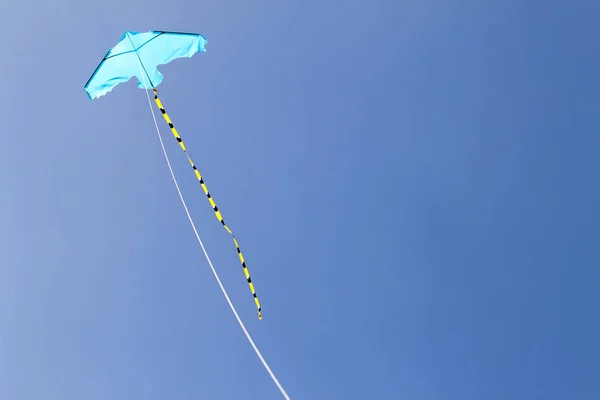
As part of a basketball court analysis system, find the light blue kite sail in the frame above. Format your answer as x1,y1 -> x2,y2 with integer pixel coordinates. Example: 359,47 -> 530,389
84,30 -> 207,99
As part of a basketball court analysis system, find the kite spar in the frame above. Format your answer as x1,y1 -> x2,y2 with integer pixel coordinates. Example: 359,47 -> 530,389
84,31 -> 291,399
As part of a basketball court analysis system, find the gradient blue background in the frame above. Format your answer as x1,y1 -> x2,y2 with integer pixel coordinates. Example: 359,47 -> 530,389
1,1 -> 599,399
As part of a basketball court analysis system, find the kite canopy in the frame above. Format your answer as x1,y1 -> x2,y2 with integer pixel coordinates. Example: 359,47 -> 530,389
84,30 -> 207,99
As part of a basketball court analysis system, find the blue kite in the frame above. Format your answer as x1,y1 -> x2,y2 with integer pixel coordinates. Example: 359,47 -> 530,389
84,30 -> 264,321
84,30 -> 207,99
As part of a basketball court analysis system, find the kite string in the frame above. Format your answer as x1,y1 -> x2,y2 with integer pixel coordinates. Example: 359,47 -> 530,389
135,64 -> 291,400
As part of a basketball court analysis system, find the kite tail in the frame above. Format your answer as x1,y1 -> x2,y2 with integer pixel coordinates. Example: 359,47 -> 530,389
152,89 -> 263,321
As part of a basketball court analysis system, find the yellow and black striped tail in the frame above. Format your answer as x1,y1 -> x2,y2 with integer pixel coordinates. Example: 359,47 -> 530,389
152,88 -> 263,320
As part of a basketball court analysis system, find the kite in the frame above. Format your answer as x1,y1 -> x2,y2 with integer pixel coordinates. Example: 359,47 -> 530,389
84,30 -> 293,399
84,31 -> 263,321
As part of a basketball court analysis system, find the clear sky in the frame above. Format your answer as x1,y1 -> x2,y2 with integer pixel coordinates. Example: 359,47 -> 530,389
1,1 -> 599,399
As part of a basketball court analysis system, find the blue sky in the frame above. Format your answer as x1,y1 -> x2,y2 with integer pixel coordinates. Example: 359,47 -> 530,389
1,0 -> 599,399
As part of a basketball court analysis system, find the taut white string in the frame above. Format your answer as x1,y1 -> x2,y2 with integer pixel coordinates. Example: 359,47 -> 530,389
133,52 -> 291,399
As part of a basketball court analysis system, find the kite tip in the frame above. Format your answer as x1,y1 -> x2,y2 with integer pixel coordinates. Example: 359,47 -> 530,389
258,312 -> 263,320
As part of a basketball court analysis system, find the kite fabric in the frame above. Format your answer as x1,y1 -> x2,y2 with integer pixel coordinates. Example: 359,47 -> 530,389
84,30 -> 264,321
84,30 -> 207,99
